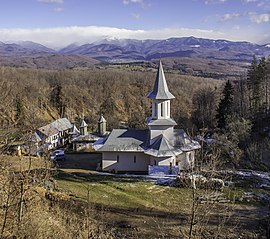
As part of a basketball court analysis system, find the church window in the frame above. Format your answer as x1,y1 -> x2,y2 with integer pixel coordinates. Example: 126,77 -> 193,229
117,155 -> 119,162
155,103 -> 157,117
167,101 -> 169,116
134,155 -> 136,163
161,103 -> 163,117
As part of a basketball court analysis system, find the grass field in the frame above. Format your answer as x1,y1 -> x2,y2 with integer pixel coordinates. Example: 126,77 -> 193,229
56,171 -> 191,210
1,155 -> 268,238
55,169 -> 268,238
55,170 -> 193,238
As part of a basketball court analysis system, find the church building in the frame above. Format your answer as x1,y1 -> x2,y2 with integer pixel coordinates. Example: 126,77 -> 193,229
94,61 -> 200,173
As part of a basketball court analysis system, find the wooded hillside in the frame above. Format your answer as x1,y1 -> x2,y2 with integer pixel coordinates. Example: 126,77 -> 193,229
0,66 -> 221,133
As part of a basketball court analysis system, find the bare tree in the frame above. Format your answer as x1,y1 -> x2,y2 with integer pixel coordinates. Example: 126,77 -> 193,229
178,147 -> 234,239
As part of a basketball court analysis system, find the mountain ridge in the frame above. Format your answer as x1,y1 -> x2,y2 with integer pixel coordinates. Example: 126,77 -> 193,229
58,36 -> 270,62
0,37 -> 269,71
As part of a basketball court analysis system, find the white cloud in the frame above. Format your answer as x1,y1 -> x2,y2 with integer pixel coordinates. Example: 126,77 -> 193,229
221,13 -> 241,21
131,13 -> 140,19
123,0 -> 143,4
37,0 -> 64,4
249,12 -> 270,23
247,11 -> 257,15
0,25 -> 267,48
232,25 -> 241,30
53,7 -> 64,12
241,0 -> 258,3
257,0 -> 270,9
205,0 -> 227,5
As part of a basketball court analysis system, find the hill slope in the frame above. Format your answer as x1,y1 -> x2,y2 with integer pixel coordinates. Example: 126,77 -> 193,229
0,41 -> 99,69
0,37 -> 269,72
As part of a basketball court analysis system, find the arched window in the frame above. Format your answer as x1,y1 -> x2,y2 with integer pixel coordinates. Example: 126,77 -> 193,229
161,103 -> 163,117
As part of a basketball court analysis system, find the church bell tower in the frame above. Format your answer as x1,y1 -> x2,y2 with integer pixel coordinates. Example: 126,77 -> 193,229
147,61 -> 177,142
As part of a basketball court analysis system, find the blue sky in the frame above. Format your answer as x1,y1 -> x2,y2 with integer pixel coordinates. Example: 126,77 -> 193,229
0,0 -> 269,48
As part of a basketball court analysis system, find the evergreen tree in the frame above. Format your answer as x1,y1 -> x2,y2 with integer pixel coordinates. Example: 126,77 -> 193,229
257,57 -> 268,115
216,80 -> 234,129
266,56 -> 270,115
247,56 -> 266,119
50,84 -> 66,117
15,96 -> 25,126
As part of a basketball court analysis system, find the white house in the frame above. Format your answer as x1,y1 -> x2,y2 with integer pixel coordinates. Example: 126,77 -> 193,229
36,118 -> 73,150
95,61 -> 200,173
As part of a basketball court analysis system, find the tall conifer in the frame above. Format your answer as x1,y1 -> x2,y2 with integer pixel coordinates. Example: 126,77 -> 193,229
216,80 -> 234,129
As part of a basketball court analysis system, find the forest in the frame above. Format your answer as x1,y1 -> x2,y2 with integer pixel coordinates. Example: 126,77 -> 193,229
0,57 -> 270,238
0,64 -> 220,132
0,57 -> 270,169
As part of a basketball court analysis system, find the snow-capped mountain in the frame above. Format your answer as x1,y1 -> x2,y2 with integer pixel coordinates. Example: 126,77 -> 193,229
59,36 -> 270,62
0,37 -> 269,69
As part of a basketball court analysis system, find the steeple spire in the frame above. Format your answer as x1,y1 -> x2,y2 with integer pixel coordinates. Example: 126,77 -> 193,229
147,61 -> 175,100
147,60 -> 177,142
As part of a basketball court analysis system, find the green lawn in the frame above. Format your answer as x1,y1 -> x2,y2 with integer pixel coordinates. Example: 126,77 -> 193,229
54,170 -> 269,238
55,170 -> 194,238
1,155 -> 267,238
55,170 -> 191,212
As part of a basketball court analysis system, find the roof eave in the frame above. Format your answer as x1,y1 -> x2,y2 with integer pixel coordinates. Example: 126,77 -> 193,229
144,149 -> 182,157
147,120 -> 177,126
147,92 -> 175,100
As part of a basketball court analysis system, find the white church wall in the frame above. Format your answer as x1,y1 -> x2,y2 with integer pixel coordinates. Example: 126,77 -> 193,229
150,156 -> 175,166
152,102 -> 157,119
102,152 -> 150,172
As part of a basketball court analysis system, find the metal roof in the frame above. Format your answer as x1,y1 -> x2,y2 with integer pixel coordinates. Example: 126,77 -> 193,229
71,133 -> 100,143
147,117 -> 177,126
144,134 -> 182,157
37,118 -> 72,137
96,128 -> 200,155
98,114 -> 107,123
173,129 -> 201,151
97,129 -> 148,152
69,124 -> 80,135
147,61 -> 175,100
51,118 -> 72,132
80,119 -> 88,128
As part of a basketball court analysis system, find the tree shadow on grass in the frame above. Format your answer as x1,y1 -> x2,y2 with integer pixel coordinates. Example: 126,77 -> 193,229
55,170 -> 149,184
